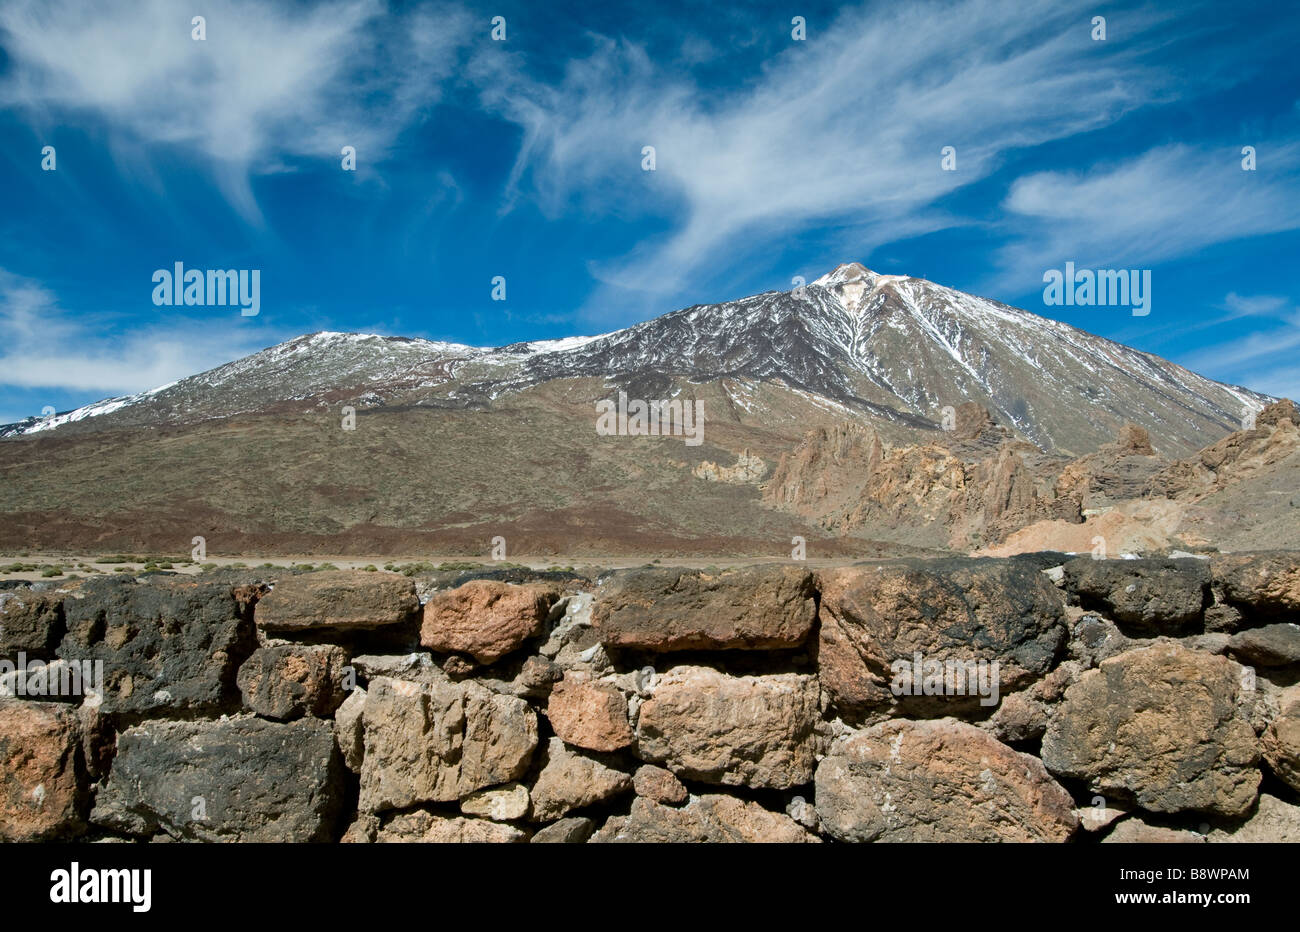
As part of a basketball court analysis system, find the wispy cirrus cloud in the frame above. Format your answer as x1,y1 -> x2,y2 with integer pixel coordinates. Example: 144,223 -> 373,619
0,0 -> 473,220
472,0 -> 1188,318
0,269 -> 277,395
995,142 -> 1300,290
1219,292 -> 1292,321
1179,292 -> 1300,400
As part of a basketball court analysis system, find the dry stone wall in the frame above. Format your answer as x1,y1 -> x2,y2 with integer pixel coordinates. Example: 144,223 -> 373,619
3,553 -> 1300,843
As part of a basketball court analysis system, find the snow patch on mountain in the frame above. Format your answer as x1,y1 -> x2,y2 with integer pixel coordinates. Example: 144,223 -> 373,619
0,266 -> 1276,456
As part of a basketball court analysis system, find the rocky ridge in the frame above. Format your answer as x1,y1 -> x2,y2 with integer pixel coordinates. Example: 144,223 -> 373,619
765,399 -> 1300,552
1,263 -> 1268,459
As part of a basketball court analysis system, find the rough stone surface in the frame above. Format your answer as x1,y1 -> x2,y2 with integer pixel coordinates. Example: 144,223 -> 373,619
1076,805 -> 1128,833
592,565 -> 816,651
1227,623 -> 1300,667
1066,612 -> 1131,667
420,580 -> 560,664
56,576 -> 254,715
91,715 -> 342,841
256,570 -> 418,633
1212,552 -> 1300,620
460,782 -> 530,821
0,699 -> 85,841
633,764 -> 688,805
1261,685 -> 1300,792
635,666 -> 820,789
12,559 -> 1291,846
529,737 -> 631,821
0,657 -> 99,703
333,687 -> 366,772
1204,602 -> 1244,634
547,672 -> 633,752
350,652 -> 444,685
1062,557 -> 1208,632
375,809 -> 527,843
340,811 -> 379,843
985,662 -> 1083,745
985,691 -> 1043,745
1209,794 -> 1300,843
515,655 -> 563,694
591,795 -> 819,843
787,795 -> 820,832
0,589 -> 64,657
539,593 -> 604,671
237,644 -> 349,719
1041,643 -> 1260,816
358,675 -> 538,812
1256,398 -> 1300,429
1102,819 -> 1206,843
816,559 -> 1066,716
530,816 -> 595,843
815,718 -> 1078,842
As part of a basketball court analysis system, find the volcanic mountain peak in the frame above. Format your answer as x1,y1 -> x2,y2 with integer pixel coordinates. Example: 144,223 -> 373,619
811,262 -> 913,316
813,261 -> 878,287
0,264 -> 1273,458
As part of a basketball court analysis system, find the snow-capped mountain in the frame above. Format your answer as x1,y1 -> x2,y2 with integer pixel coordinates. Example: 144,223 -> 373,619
1,263 -> 1271,456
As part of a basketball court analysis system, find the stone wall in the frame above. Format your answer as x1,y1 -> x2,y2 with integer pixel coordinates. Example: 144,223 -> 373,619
3,553 -> 1299,843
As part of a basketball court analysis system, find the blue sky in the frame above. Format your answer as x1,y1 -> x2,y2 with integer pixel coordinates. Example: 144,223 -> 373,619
1,0 -> 1298,424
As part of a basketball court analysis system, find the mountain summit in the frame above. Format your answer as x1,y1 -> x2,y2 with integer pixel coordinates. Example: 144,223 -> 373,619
4,263 -> 1268,457
0,264 -> 1278,555
811,261 -> 912,314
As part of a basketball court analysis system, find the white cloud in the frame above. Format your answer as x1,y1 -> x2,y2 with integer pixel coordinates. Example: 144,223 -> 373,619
1179,293 -> 1300,399
1221,292 -> 1290,318
1244,364 -> 1300,403
997,143 -> 1300,289
0,270 -> 278,394
0,0 -> 472,219
472,0 -> 1180,317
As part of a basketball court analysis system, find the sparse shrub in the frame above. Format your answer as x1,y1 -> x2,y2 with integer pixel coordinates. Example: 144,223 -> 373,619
396,561 -> 437,576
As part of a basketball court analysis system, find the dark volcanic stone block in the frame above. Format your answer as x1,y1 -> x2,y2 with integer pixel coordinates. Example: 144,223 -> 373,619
256,570 -> 418,633
816,557 -> 1067,716
1062,556 -> 1208,632
57,576 -> 254,716
0,588 -> 65,658
92,715 -> 343,841
592,565 -> 815,651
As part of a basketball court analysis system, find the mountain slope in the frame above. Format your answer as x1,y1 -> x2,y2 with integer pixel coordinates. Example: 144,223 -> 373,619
0,263 -> 1277,557
3,262 -> 1269,456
